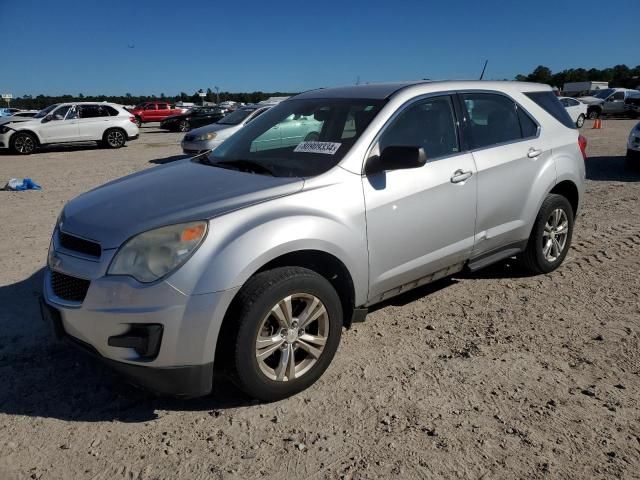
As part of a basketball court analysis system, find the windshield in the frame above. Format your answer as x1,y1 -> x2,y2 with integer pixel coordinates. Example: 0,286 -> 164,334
593,89 -> 614,99
204,98 -> 385,177
217,108 -> 256,125
34,104 -> 58,118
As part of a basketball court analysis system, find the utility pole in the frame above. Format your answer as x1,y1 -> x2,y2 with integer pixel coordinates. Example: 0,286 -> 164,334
214,86 -> 220,104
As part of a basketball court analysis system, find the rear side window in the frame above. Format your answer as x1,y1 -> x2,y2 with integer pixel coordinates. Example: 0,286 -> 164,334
517,107 -> 538,138
525,91 -> 575,129
79,105 -> 111,118
461,93 -> 536,149
104,106 -> 120,116
157,103 -> 169,110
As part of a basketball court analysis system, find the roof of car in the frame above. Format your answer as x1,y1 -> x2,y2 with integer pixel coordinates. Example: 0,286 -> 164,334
293,80 -> 552,100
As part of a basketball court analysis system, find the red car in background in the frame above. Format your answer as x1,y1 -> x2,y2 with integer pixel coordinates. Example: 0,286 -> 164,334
129,102 -> 184,127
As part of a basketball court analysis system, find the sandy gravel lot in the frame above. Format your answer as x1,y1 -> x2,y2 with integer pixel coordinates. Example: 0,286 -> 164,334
1,120 -> 639,480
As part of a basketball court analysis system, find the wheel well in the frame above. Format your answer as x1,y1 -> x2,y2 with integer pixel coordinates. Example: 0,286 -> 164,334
587,105 -> 602,113
213,250 -> 357,372
550,180 -> 579,216
102,127 -> 126,138
256,250 -> 356,328
11,129 -> 40,146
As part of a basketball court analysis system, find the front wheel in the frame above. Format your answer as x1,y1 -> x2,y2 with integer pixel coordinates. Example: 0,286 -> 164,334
587,109 -> 600,120
10,132 -> 37,155
228,267 -> 343,401
519,194 -> 574,274
576,114 -> 585,128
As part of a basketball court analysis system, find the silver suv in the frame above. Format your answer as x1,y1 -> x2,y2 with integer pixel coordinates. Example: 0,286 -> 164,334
41,81 -> 586,400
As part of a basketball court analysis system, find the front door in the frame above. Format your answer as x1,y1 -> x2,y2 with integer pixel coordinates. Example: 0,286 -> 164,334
363,95 -> 477,301
39,105 -> 80,143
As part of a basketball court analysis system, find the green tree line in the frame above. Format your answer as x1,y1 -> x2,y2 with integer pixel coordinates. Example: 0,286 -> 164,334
7,90 -> 298,110
515,64 -> 640,89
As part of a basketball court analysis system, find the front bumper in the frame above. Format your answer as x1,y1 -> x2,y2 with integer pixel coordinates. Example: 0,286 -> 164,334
40,297 -> 213,397
628,131 -> 640,153
42,230 -> 240,396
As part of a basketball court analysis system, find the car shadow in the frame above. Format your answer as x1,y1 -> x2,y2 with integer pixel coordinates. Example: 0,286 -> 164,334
148,154 -> 188,165
586,155 -> 640,181
0,269 -> 253,423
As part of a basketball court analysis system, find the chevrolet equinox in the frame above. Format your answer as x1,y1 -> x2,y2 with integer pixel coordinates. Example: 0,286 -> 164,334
41,81 -> 586,400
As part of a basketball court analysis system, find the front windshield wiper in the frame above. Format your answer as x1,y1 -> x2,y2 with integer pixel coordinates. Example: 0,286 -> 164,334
213,159 -> 275,176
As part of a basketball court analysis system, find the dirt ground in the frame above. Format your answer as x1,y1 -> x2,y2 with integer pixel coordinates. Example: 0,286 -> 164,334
1,120 -> 639,480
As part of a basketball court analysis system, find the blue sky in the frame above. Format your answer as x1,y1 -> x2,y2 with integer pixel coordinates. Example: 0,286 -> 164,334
0,0 -> 637,96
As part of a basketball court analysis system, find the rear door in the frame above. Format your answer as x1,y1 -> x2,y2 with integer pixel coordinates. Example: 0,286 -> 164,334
77,104 -> 112,140
156,103 -> 170,121
460,91 -> 546,256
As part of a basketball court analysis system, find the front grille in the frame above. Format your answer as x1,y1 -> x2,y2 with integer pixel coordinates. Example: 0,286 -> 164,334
59,231 -> 101,257
50,271 -> 91,302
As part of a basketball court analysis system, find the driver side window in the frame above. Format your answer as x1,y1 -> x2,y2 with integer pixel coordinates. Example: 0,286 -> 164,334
51,105 -> 72,121
379,96 -> 460,160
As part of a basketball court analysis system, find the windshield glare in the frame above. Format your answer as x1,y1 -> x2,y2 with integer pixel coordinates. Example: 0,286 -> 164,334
593,89 -> 614,99
34,104 -> 58,118
217,108 -> 255,125
206,98 -> 385,177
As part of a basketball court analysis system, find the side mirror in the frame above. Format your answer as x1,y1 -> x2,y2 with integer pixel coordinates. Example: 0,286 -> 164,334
366,146 -> 427,175
41,114 -> 53,123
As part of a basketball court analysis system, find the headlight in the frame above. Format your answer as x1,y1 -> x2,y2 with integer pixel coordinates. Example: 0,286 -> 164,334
108,221 -> 207,283
195,132 -> 217,141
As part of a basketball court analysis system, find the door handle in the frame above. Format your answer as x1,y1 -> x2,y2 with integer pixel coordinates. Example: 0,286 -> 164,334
450,169 -> 473,184
527,148 -> 542,158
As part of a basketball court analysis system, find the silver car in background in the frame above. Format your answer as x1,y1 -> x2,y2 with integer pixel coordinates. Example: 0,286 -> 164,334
42,81 -> 586,400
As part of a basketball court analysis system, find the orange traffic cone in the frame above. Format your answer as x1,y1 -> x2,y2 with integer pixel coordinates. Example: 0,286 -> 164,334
592,118 -> 602,129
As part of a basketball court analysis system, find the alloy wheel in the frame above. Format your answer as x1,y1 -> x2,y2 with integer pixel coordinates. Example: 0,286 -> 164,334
107,130 -> 124,147
542,208 -> 569,262
14,135 -> 35,154
255,293 -> 329,382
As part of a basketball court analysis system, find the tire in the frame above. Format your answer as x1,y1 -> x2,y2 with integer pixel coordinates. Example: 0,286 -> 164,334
519,194 -> 574,274
178,120 -> 190,132
135,116 -> 142,128
10,132 -> 37,155
227,267 -> 343,401
102,128 -> 127,149
587,109 -> 600,120
576,114 -> 585,128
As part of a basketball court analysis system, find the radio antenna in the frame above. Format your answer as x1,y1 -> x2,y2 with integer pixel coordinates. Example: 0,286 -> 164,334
479,60 -> 488,80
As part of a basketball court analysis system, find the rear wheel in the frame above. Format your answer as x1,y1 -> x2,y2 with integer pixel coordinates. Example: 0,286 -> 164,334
10,132 -> 37,155
227,267 -> 343,401
576,114 -> 585,128
135,116 -> 142,127
520,194 -> 574,274
178,120 -> 190,132
103,128 -> 126,148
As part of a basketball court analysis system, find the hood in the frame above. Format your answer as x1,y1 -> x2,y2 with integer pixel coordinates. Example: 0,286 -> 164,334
0,116 -> 38,127
61,159 -> 304,248
577,96 -> 604,105
185,122 -> 239,140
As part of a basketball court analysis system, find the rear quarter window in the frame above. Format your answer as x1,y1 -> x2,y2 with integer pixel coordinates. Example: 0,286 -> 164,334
525,92 -> 576,129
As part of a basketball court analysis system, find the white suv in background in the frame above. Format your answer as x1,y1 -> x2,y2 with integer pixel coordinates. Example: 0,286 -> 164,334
0,102 -> 139,154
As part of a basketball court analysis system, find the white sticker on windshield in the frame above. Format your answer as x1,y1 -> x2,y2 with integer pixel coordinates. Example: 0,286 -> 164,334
294,141 -> 342,155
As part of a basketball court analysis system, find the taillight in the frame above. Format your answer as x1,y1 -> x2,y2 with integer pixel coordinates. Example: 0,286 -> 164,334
578,134 -> 587,160
129,116 -> 136,124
